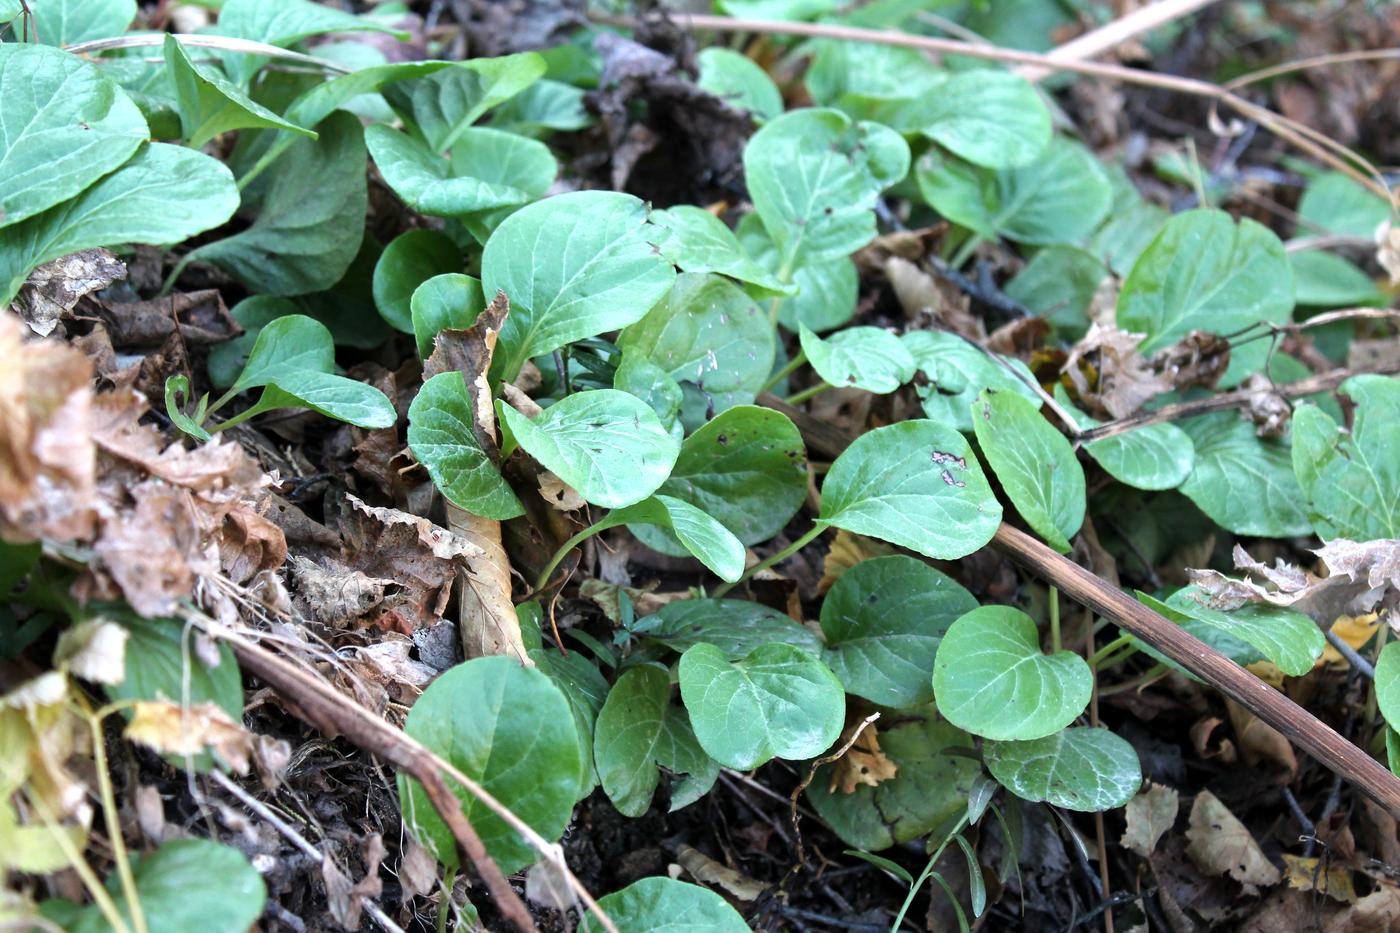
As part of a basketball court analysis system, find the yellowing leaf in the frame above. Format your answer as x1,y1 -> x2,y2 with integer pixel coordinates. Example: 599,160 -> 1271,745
1185,790 -> 1281,893
1324,614 -> 1381,666
53,618 -> 128,685
124,701 -> 253,773
817,529 -> 893,595
1282,854 -> 1356,903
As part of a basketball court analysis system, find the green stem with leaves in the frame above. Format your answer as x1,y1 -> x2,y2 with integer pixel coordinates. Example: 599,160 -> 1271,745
711,524 -> 825,598
534,521 -> 612,595
891,816 -> 970,931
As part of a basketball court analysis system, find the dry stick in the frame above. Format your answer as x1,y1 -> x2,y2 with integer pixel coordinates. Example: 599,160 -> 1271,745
1013,0 -> 1221,82
211,630 -> 621,933
595,12 -> 1391,200
756,394 -> 1400,821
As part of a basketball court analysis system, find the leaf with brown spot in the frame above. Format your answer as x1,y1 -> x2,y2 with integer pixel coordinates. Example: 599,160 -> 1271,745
13,248 -> 125,337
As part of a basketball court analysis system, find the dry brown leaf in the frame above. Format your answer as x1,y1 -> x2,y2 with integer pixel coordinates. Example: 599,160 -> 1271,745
288,555 -> 393,626
827,723 -> 898,794
124,700 -> 254,773
351,637 -> 438,695
1186,790 -> 1282,893
12,248 -> 125,337
677,844 -> 768,901
99,289 -> 238,349
817,529 -> 894,595
323,833 -> 385,931
1121,782 -> 1180,859
1225,698 -> 1297,781
526,857 -> 579,911
52,617 -> 128,685
398,835 -> 439,900
1378,221 -> 1400,286
1325,885 -> 1400,933
92,479 -> 203,617
538,470 -> 586,512
1062,323 -> 1168,419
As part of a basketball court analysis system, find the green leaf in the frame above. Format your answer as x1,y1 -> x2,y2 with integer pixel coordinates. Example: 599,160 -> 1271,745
399,656 -> 582,874
985,727 -> 1141,812
593,664 -> 718,817
372,229 -> 461,333
629,406 -> 808,558
366,124 -> 556,218
633,599 -> 825,659
162,35 -> 313,149
0,45 -> 146,230
1004,246 -> 1105,340
63,839 -> 265,933
106,612 -> 242,721
0,143 -> 238,306
915,137 -> 1111,245
1291,375 -> 1400,540
651,206 -> 790,293
678,642 -> 844,770
745,108 -> 910,267
1164,586 -> 1324,677
28,0 -> 134,45
383,52 -> 546,151
1290,250 -> 1385,308
902,330 -> 1039,432
619,273 -> 776,421
216,0 -> 408,86
410,272 -> 485,360
736,214 -> 857,332
1297,172 -> 1392,238
933,605 -> 1093,741
820,555 -> 978,708
971,389 -> 1085,553
483,191 -> 677,380
1376,642 -> 1400,734
1131,592 -> 1263,674
164,375 -> 211,443
579,877 -> 748,933
1117,209 -> 1294,385
190,111 -> 366,296
614,349 -> 684,432
1178,411 -> 1310,538
800,324 -> 916,394
807,715 -> 981,851
916,70 -> 1051,169
1054,386 -> 1194,491
1091,201 -> 1169,277
608,496 -> 746,582
230,315 -> 396,429
697,47 -> 783,122
805,41 -> 941,112
498,389 -> 679,509
489,79 -> 591,136
208,296 -> 298,390
818,420 -> 1002,560
529,636 -> 610,800
408,372 -> 524,521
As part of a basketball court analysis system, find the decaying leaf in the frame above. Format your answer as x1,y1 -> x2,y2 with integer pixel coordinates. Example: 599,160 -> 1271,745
288,555 -> 394,627
12,248 -> 126,337
1185,790 -> 1282,893
526,857 -> 580,911
676,844 -> 769,901
1225,699 -> 1297,781
1324,614 -> 1380,666
1325,886 -> 1400,933
124,700 -> 255,773
53,617 -> 129,685
1062,323 -> 1170,419
1122,782 -> 1180,858
827,723 -> 898,794
818,529 -> 894,595
323,833 -> 385,930
1283,854 -> 1356,903
1,672 -> 90,821
538,470 -> 586,512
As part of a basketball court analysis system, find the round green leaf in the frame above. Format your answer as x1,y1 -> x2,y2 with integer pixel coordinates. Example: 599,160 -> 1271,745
807,716 -> 981,851
382,52 -> 546,151
593,664 -> 718,818
608,495 -> 746,582
736,214 -> 858,333
484,190 -> 677,380
818,420 -> 1002,560
580,877 -> 748,933
678,643 -> 845,770
820,555 -> 978,708
1164,586 -> 1324,677
1294,375 -> 1400,541
373,230 -> 461,333
408,372 -> 524,520
0,44 -> 147,230
1376,642 -> 1400,733
1179,411 -> 1310,538
1117,209 -> 1294,385
697,47 -> 783,122
366,124 -> 556,218
972,389 -> 1085,553
918,70 -> 1051,170
985,727 -> 1141,812
29,0 -> 136,46
651,206 -> 789,293
410,272 -> 486,359
399,656 -> 582,874
230,314 -> 334,390
902,330 -> 1039,432
499,389 -> 679,509
633,599 -> 824,659
1291,250 -> 1385,308
630,406 -> 808,558
933,605 -> 1092,741
800,324 -> 916,394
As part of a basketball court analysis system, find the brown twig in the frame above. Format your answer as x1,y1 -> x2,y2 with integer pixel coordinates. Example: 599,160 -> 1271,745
788,713 -> 880,865
757,397 -> 1400,821
1013,0 -> 1221,82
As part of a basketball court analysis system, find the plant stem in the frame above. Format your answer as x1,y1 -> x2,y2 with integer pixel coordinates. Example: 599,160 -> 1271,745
759,352 -> 806,395
892,816 -> 969,931
534,522 -> 608,594
1088,634 -> 1135,669
81,700 -> 149,933
437,867 -> 456,933
782,382 -> 831,406
1049,585 -> 1061,653
711,524 -> 825,598
949,234 -> 984,269
30,792 -> 132,933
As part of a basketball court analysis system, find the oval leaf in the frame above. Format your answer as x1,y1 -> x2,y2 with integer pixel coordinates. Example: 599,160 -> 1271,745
408,372 -> 524,520
580,877 -> 748,933
410,272 -> 485,360
373,229 -> 461,333
1179,411 -> 1310,538
633,599 -> 825,659
800,325 -> 916,394
608,495 -> 746,582
1164,586 -> 1324,677
902,330 -> 1039,432
986,727 -> 1142,812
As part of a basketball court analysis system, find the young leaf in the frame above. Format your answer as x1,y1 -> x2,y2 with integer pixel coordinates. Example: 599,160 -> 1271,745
489,79 -> 591,136
408,372 -> 524,520
208,296 -> 298,390
1291,251 -> 1386,308
483,190 -> 677,380
498,389 -> 679,509
0,143 -> 238,306
106,613 -> 243,723
1164,586 -> 1325,677
399,656 -> 582,874
633,599 -> 825,659
800,325 -> 916,394
985,727 -> 1142,812
164,375 -> 211,443
1178,411 -> 1310,538
188,111 -> 367,296
737,214 -> 858,332
915,70 -> 1051,170
372,229 -> 461,333
382,52 -> 546,151
1117,209 -> 1294,385
1091,201 -> 1169,276
697,47 -> 783,122
593,664 -> 718,817
366,124 -> 556,218
1054,386 -> 1194,491
1297,172 -> 1392,238
804,40 -> 943,122
619,273 -> 777,422
820,555 -> 978,708
818,420 -> 1002,560
607,496 -> 746,582
1291,376 -> 1400,541
744,107 -> 910,267
902,330 -> 1039,432
579,877 -> 748,933
614,349 -> 684,432
628,406 -> 808,557
807,716 -> 981,851
933,606 -> 1093,741
410,272 -> 485,360
678,642 -> 845,770
229,315 -> 396,429
972,390 -> 1085,553
0,45 -> 146,230
162,34 -> 313,149
650,206 -> 790,293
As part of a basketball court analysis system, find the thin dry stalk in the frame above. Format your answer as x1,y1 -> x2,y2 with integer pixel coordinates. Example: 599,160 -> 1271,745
1014,0 -> 1221,81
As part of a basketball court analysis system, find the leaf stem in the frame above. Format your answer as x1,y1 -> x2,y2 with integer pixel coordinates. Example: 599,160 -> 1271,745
533,521 -> 608,595
80,700 -> 149,933
759,351 -> 806,395
1088,633 -> 1135,669
30,792 -> 132,933
711,524 -> 824,598
892,818 -> 970,931
436,867 -> 456,933
782,382 -> 831,406
1048,585 -> 1061,653
949,234 -> 984,269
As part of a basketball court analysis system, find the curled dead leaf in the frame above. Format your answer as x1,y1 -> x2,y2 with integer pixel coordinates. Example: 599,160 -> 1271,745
676,844 -> 768,901
53,617 -> 128,685
1282,854 -> 1356,903
124,700 -> 254,773
12,248 -> 125,337
827,723 -> 898,794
